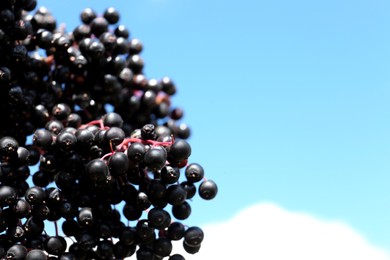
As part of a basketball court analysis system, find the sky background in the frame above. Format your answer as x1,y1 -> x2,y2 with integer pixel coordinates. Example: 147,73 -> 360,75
36,0 -> 390,257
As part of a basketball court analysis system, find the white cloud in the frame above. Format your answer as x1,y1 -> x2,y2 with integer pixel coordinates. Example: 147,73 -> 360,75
167,202 -> 390,260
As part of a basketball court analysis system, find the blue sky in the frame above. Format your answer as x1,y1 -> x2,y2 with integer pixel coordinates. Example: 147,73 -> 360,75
38,0 -> 390,256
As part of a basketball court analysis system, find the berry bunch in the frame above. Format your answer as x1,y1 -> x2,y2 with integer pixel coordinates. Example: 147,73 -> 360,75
0,1 -> 217,259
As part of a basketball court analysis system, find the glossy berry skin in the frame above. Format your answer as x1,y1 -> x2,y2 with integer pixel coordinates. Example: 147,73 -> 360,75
16,146 -> 30,166
0,67 -> 11,86
199,179 -> 218,200
167,222 -> 185,241
141,123 -> 156,140
52,103 -> 71,120
34,105 -> 50,125
161,165 -> 180,184
45,187 -> 64,207
13,199 -> 31,218
114,24 -> 129,39
183,242 -> 201,254
55,131 -> 77,152
87,40 -> 105,60
103,7 -> 120,24
75,128 -> 95,150
103,112 -> 123,127
32,129 -> 53,148
128,55 -> 144,74
6,244 -> 28,260
104,126 -> 125,147
25,249 -> 47,260
172,201 -> 192,220
72,21 -> 92,41
177,123 -> 191,139
66,113 -> 82,128
144,147 -> 167,172
184,226 -> 204,247
45,119 -> 64,135
154,237 -> 173,257
168,140 -> 191,165
0,185 -> 17,206
169,254 -> 185,260
166,184 -> 187,206
108,152 -> 129,176
0,136 -> 18,157
127,142 -> 146,163
129,38 -> 143,54
185,163 -> 204,183
147,208 -> 171,229
77,207 -> 94,228
160,76 -> 176,95
86,159 -> 109,182
136,191 -> 151,211
43,236 -> 67,256
90,17 -> 109,37
136,220 -> 155,244
58,252 -> 77,259
180,181 -> 196,199
39,153 -> 57,174
36,29 -> 53,49
80,7 -> 96,24
114,36 -> 130,54
23,217 -> 45,237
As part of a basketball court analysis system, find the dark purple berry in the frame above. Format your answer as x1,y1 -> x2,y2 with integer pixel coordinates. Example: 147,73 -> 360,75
44,236 -> 67,256
108,152 -> 129,176
86,159 -> 109,182
167,222 -> 185,241
185,163 -> 204,183
103,7 -> 120,24
144,147 -> 167,172
172,201 -> 191,220
77,207 -> 94,228
0,186 -> 17,206
199,179 -> 218,200
6,244 -> 27,260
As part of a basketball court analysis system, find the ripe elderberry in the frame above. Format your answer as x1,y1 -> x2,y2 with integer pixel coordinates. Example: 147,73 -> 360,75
0,3 -> 218,259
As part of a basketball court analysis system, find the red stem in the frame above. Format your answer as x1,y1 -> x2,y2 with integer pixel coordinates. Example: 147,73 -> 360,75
79,119 -> 104,129
117,136 -> 174,151
101,152 -> 114,161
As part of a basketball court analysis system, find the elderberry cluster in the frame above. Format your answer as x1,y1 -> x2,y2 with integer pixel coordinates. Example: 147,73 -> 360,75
0,1 -> 217,259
